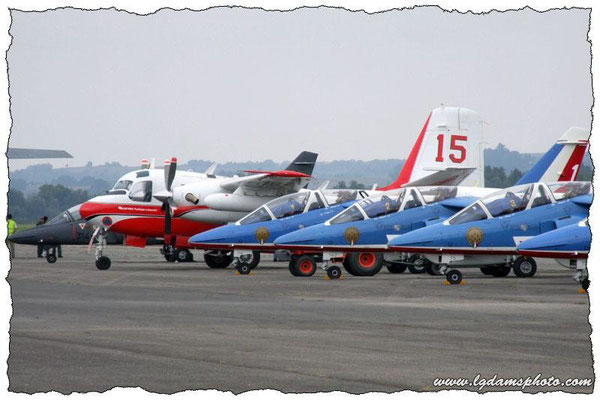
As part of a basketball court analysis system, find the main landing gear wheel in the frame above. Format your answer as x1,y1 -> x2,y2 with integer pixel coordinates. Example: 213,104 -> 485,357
407,254 -> 428,274
426,263 -> 443,276
204,251 -> 233,269
582,278 -> 590,291
327,266 -> 342,279
446,269 -> 462,285
46,254 -> 57,264
238,251 -> 261,270
289,255 -> 317,277
176,249 -> 191,262
480,267 -> 493,275
512,256 -> 537,278
346,252 -> 383,276
386,262 -> 407,274
96,256 -> 111,270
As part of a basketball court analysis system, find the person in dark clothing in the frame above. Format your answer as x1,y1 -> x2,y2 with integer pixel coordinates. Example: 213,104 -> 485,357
36,216 -> 48,258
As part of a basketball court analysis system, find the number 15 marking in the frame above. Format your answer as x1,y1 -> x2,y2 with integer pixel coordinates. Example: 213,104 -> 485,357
435,134 -> 467,163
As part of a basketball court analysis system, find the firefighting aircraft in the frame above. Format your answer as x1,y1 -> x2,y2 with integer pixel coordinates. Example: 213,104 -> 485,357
187,106 -> 488,274
387,181 -> 591,285
79,152 -> 318,270
518,219 -> 590,290
273,126 -> 589,278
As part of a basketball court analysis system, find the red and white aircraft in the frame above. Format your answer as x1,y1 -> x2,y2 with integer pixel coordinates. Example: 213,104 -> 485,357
79,152 -> 318,269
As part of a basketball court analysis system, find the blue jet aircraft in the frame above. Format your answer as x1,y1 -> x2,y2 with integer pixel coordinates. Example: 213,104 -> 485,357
518,219 -> 590,290
188,186 -> 370,274
387,181 -> 591,284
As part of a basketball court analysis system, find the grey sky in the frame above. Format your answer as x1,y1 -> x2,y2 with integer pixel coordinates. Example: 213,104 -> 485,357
7,7 -> 592,169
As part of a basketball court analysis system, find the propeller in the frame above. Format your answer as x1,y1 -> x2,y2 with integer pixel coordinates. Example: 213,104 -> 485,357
154,157 -> 178,234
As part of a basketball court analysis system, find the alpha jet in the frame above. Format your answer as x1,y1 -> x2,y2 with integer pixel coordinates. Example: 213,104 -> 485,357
518,219 -> 590,290
7,204 -> 125,263
187,185 -> 370,274
387,181 -> 591,284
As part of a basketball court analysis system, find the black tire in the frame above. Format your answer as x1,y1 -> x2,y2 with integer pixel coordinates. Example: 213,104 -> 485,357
236,264 -> 251,275
386,262 -> 407,274
204,251 -> 233,269
289,255 -> 317,277
346,252 -> 384,276
446,269 -> 462,284
582,278 -> 590,291
426,263 -> 443,276
327,266 -> 342,279
342,257 -> 352,274
95,256 -> 111,270
480,267 -> 493,275
407,254 -> 429,274
237,251 -> 261,270
186,251 -> 194,262
46,254 -> 57,264
512,256 -> 537,278
490,266 -> 511,277
176,249 -> 189,262
288,259 -> 299,276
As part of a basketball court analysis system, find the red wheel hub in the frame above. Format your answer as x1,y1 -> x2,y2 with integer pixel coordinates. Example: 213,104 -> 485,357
359,252 -> 376,268
299,260 -> 314,274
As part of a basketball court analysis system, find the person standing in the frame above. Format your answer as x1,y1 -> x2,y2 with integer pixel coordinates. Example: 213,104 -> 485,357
36,216 -> 48,258
6,214 -> 18,259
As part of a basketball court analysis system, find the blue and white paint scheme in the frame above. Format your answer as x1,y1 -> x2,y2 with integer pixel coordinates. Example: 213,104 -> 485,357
387,181 -> 591,284
518,219 -> 590,289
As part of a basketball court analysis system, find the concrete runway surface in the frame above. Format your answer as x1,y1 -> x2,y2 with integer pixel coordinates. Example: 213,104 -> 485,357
7,244 -> 593,394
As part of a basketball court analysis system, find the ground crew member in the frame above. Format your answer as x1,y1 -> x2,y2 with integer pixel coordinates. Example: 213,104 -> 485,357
7,214 -> 17,259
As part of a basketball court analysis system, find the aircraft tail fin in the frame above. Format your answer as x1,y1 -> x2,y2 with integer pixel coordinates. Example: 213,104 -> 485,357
284,151 -> 318,176
516,127 -> 589,185
380,106 -> 486,190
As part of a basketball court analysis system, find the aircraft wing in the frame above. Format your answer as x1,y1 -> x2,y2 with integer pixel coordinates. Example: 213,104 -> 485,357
401,167 -> 476,188
7,148 -> 73,159
220,170 -> 313,197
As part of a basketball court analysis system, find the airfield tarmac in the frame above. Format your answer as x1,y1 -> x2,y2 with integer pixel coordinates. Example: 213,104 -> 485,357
7,244 -> 594,394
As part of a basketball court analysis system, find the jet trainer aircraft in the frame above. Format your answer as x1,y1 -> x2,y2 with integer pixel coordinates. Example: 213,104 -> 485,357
79,152 -> 318,270
273,127 -> 589,278
518,219 -> 590,290
188,105 -> 488,275
387,181 -> 591,285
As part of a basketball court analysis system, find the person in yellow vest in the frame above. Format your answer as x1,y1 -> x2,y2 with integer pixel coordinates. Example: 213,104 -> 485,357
7,214 -> 17,259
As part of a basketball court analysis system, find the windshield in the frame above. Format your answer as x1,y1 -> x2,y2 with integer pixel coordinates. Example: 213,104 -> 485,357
481,184 -> 533,217
448,202 -> 488,225
112,180 -> 133,191
47,211 -> 71,225
323,190 -> 359,205
547,182 -> 592,201
358,192 -> 403,218
239,206 -> 272,225
265,192 -> 310,219
418,187 -> 458,204
329,205 -> 364,225
67,204 -> 82,220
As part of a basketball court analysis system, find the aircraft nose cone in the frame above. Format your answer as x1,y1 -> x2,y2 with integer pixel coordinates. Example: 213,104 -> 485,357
275,225 -> 321,246
189,225 -> 237,245
8,229 -> 41,245
388,227 -> 438,249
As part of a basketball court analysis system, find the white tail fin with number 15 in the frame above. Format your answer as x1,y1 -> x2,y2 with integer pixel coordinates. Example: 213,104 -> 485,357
380,106 -> 485,190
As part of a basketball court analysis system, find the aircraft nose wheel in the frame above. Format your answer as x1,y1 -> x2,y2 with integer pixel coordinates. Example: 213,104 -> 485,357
96,256 -> 111,270
46,254 -> 57,264
236,264 -> 251,275
327,266 -> 342,279
446,269 -> 462,285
